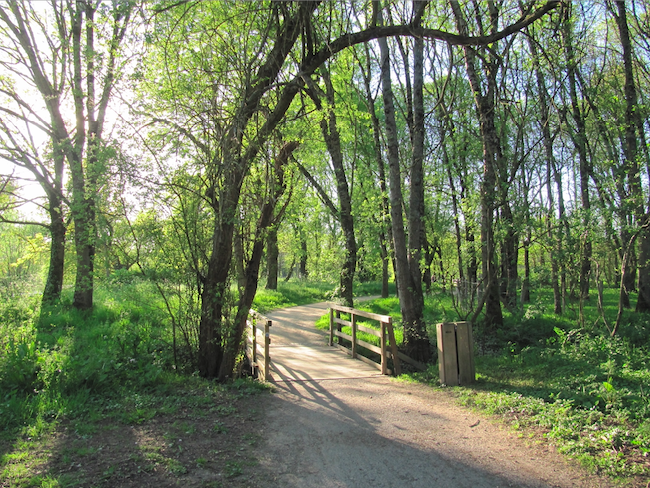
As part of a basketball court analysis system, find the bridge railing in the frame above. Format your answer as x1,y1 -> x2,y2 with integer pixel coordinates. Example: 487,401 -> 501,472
246,310 -> 271,381
328,304 -> 405,375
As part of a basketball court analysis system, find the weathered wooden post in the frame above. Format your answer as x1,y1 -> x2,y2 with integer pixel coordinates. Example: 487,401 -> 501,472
329,308 -> 334,346
351,313 -> 357,359
263,319 -> 271,381
437,321 -> 475,386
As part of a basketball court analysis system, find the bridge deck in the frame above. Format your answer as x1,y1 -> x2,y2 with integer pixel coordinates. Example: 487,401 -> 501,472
267,302 -> 382,382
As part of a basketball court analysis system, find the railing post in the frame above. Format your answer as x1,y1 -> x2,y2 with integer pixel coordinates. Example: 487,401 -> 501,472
263,319 -> 271,381
380,319 -> 387,375
351,313 -> 357,358
336,310 -> 342,345
329,308 -> 334,346
386,317 -> 401,376
251,315 -> 257,376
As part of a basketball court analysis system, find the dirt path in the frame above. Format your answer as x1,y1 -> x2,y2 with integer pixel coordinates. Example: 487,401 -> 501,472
252,302 -> 611,488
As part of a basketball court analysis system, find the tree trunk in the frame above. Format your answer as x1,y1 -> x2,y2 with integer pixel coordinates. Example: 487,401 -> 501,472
42,195 -> 66,305
378,5 -> 430,362
362,50 -> 397,298
217,141 -> 297,380
562,11 -> 592,304
379,231 -> 389,298
233,224 -> 247,289
266,227 -> 279,290
299,233 -> 308,278
319,69 -> 356,307
612,1 -> 650,312
452,1 -> 503,331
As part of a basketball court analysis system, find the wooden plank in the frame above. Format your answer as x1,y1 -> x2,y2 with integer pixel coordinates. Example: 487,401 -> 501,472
357,324 -> 381,337
356,339 -> 382,356
455,322 -> 475,385
437,322 -> 458,386
330,305 -> 391,324
335,330 -> 353,341
263,319 -> 271,381
251,317 -> 257,377
356,353 -> 382,371
391,351 -> 426,371
334,317 -> 352,327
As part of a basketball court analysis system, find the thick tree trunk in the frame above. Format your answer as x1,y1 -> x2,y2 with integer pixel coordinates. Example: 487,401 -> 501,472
42,195 -> 66,305
319,70 -> 356,307
198,198 -> 235,378
404,29 -> 430,360
452,1 -> 503,331
378,7 -> 430,362
217,142 -> 297,381
233,225 -> 246,289
360,42 -> 397,298
612,1 -> 650,312
266,227 -> 279,290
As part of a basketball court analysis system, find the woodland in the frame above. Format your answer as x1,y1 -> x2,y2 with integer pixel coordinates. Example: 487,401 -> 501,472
0,0 -> 650,483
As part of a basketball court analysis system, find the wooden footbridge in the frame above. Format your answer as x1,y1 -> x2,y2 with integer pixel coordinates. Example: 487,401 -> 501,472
246,301 -> 425,382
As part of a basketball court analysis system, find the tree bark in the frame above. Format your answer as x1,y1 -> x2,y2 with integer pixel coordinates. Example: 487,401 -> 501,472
42,194 -> 66,305
612,1 -> 650,312
452,1 -> 503,331
266,227 -> 279,290
318,69 -> 356,307
217,141 -> 298,381
378,4 -> 430,362
562,10 -> 592,305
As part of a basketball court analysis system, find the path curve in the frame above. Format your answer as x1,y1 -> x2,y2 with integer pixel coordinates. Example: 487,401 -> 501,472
253,302 -> 609,488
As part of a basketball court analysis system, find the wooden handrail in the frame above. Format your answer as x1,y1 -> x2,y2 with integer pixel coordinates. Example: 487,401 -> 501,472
329,304 -> 402,375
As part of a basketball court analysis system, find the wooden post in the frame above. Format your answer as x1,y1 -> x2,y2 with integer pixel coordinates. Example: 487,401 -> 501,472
437,322 -> 458,386
336,310 -> 342,345
263,319 -> 271,381
385,317 -> 401,376
329,308 -> 334,346
380,320 -> 387,375
455,322 -> 475,384
251,317 -> 257,377
351,313 -> 357,358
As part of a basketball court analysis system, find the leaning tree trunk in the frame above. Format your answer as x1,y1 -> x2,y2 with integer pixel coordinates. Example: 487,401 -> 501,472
319,69 -> 356,307
217,142 -> 298,381
266,227 -> 279,290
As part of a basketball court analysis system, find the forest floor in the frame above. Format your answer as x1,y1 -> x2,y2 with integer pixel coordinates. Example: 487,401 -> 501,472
0,302 -> 640,487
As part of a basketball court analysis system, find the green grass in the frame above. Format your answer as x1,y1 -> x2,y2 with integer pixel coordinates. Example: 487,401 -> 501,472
252,280 -> 395,314
252,281 -> 335,313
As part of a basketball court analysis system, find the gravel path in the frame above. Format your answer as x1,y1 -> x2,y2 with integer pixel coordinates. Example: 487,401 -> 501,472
252,302 -> 610,488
